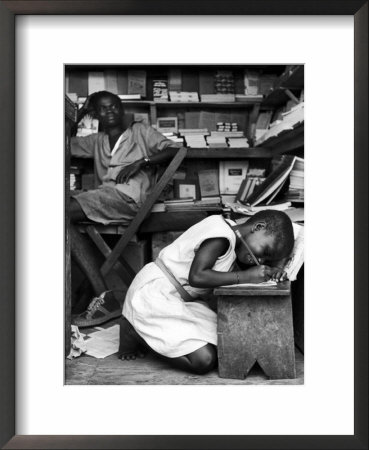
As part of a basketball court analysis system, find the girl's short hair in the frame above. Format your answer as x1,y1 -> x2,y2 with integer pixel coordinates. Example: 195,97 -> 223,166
248,210 -> 295,259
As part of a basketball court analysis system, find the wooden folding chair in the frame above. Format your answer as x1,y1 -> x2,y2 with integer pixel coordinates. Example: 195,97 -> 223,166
76,146 -> 187,289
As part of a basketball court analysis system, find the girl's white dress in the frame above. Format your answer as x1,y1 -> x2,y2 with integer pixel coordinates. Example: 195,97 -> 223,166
123,215 -> 237,358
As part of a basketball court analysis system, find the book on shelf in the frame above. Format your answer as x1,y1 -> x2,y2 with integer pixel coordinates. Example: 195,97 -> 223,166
182,70 -> 199,92
199,71 -> 215,95
169,91 -> 199,102
153,79 -> 169,102
168,68 -> 182,92
127,70 -> 146,97
198,169 -> 220,198
179,128 -> 209,135
211,131 -> 245,138
219,161 -> 249,195
105,69 -> 118,95
235,174 -> 266,204
88,71 -> 105,95
200,93 -> 236,103
69,72 -> 88,98
118,94 -> 142,100
243,70 -> 260,96
235,94 -> 263,102
246,155 -> 298,207
117,71 -> 128,95
173,179 -> 200,200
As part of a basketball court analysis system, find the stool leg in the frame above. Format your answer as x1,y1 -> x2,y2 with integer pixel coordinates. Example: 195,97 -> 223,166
217,295 -> 296,380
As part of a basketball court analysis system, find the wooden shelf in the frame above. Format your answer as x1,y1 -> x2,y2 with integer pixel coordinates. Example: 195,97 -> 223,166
121,100 -> 263,108
256,123 -> 304,154
186,148 -> 272,159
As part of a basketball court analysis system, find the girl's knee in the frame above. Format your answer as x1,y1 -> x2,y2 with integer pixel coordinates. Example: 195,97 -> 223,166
192,345 -> 217,374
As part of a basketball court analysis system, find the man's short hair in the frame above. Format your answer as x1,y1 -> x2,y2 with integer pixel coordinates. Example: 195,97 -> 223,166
248,210 -> 294,260
90,91 -> 123,112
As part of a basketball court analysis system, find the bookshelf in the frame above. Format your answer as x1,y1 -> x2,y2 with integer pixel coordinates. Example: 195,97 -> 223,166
66,64 -> 304,198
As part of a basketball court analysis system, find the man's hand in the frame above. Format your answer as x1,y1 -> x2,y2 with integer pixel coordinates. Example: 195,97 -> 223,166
116,160 -> 144,184
239,265 -> 275,284
77,93 -> 99,123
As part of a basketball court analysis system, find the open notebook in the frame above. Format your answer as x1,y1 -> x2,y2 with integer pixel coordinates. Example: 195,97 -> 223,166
221,280 -> 277,288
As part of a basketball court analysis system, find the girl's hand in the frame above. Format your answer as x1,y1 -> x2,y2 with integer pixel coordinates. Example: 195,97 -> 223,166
270,269 -> 288,282
239,265 -> 275,284
116,160 -> 144,184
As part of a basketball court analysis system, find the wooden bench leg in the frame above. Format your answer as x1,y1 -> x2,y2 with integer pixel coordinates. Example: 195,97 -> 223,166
217,295 -> 296,380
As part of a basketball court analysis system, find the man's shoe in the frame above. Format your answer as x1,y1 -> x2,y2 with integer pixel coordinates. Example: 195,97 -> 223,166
72,291 -> 122,328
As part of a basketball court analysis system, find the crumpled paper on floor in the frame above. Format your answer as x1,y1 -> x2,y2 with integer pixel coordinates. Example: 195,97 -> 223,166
85,324 -> 120,359
67,325 -> 87,359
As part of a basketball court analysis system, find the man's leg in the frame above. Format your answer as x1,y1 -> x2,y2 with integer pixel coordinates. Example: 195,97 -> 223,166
70,198 -> 107,297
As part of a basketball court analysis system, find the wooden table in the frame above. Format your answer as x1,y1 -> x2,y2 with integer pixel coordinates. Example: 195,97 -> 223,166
214,281 -> 296,380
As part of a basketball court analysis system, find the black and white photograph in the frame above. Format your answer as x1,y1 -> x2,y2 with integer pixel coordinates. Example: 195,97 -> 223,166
65,64 -> 305,385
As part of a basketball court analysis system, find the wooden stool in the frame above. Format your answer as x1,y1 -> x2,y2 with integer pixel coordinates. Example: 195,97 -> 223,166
214,281 -> 296,380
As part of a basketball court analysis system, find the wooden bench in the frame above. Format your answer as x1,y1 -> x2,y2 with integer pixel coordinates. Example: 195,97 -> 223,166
214,281 -> 296,380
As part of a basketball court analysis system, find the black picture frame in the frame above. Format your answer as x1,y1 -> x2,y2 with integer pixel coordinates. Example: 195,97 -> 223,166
0,1 -> 367,449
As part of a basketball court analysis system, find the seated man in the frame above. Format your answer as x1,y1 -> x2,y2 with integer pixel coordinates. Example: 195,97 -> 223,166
70,90 -> 181,327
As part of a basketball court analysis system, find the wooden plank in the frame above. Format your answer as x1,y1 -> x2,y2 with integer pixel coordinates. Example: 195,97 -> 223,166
217,293 -> 296,380
101,146 -> 187,276
214,281 -> 290,297
186,148 -> 272,159
85,225 -> 136,285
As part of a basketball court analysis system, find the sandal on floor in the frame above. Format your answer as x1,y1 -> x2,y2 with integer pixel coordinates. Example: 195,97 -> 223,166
72,290 -> 122,328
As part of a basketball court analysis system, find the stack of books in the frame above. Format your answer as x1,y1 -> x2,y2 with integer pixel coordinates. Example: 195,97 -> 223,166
169,91 -> 199,102
256,102 -> 304,146
200,93 -> 235,103
162,132 -> 184,145
179,129 -> 209,148
227,137 -> 249,148
216,122 -> 238,132
206,134 -> 227,148
214,70 -> 235,94
286,157 -> 304,202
